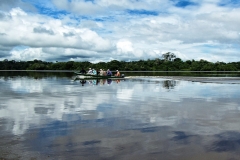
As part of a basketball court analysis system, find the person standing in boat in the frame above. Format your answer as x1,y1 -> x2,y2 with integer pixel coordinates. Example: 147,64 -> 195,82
107,69 -> 112,76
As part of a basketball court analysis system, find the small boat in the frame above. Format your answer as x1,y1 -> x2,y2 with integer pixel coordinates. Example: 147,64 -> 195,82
73,72 -> 125,80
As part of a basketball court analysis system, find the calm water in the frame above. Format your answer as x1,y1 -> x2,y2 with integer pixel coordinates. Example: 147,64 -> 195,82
1,71 -> 240,160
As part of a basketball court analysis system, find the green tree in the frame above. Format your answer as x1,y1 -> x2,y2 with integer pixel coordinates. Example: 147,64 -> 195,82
162,52 -> 176,61
64,61 -> 74,70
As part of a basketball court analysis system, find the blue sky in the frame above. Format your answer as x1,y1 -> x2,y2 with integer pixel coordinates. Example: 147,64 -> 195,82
0,0 -> 240,62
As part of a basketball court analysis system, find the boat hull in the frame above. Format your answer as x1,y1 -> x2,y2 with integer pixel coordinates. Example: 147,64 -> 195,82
74,73 -> 124,80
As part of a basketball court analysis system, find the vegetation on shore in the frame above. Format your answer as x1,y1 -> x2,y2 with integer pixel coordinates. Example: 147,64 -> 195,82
1,52 -> 240,71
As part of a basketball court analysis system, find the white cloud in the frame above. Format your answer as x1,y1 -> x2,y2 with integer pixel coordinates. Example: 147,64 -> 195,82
117,39 -> 133,53
10,47 -> 44,61
0,8 -> 114,61
0,0 -> 240,62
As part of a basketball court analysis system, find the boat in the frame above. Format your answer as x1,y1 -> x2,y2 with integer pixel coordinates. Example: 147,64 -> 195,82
73,72 -> 125,80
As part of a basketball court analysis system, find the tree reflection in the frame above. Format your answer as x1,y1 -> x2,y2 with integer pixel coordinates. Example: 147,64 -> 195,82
162,80 -> 177,89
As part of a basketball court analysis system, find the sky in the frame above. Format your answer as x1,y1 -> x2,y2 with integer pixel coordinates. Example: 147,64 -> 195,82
0,0 -> 240,63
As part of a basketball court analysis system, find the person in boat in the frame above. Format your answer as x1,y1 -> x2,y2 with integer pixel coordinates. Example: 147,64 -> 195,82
92,68 -> 97,75
115,70 -> 120,77
79,68 -> 87,74
87,68 -> 93,74
99,69 -> 104,76
97,69 -> 100,75
103,69 -> 107,76
106,69 -> 112,76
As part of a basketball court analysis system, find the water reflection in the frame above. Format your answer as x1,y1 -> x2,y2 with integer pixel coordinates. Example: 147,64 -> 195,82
162,80 -> 177,89
79,79 -> 121,86
80,80 -> 87,86
1,72 -> 240,159
208,131 -> 240,152
171,131 -> 198,144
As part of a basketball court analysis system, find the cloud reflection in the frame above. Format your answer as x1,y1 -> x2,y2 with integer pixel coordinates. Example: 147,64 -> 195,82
1,76 -> 240,159
207,131 -> 240,152
0,77 -> 240,139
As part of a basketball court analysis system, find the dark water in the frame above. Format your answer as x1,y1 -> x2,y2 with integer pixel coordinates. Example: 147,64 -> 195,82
1,71 -> 240,160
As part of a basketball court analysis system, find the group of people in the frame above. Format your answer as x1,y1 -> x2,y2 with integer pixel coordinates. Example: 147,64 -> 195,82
79,68 -> 121,77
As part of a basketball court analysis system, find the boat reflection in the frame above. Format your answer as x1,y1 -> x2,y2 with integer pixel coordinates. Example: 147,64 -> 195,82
79,78 -> 122,86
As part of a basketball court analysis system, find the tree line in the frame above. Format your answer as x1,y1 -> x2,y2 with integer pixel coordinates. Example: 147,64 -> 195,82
1,52 -> 240,71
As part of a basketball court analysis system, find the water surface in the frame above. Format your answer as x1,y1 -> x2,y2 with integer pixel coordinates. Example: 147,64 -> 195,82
1,71 -> 240,160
